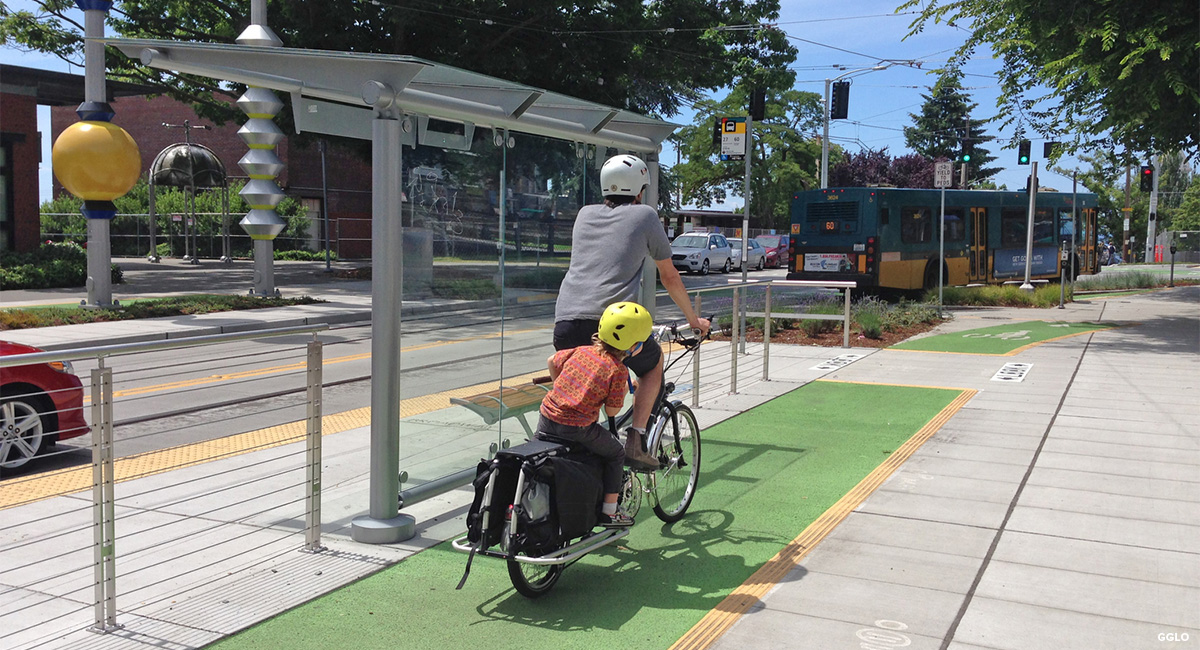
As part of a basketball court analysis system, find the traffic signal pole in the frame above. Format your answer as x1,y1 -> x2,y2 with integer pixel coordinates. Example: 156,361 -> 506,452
1020,162 -> 1038,291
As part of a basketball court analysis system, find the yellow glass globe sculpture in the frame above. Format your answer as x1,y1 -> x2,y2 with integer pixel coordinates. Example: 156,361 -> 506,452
52,121 -> 141,201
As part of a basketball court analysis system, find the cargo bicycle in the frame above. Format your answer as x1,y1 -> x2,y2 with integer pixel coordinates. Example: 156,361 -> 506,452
453,320 -> 709,597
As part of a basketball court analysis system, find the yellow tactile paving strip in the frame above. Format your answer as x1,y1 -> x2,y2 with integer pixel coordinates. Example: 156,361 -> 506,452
0,369 -> 548,511
668,383 -> 978,650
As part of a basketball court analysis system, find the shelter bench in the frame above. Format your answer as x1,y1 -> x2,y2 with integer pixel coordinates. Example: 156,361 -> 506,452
450,378 -> 551,439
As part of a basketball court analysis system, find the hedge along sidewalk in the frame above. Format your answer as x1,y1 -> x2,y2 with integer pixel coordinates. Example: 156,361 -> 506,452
208,380 -> 967,650
889,320 -> 1117,356
0,294 -> 324,330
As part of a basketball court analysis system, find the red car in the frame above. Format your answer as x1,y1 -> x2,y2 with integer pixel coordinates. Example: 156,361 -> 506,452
1,341 -> 88,471
754,234 -> 790,269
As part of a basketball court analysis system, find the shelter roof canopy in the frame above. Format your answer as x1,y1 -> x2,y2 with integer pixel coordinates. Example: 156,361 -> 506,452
102,39 -> 677,153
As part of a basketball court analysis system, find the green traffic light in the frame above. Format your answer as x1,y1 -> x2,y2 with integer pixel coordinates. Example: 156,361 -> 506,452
1019,155 -> 1029,163
962,154 -> 972,162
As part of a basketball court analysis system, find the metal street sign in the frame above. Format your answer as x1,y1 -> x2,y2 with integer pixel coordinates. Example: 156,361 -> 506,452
720,116 -> 747,161
934,161 -> 953,188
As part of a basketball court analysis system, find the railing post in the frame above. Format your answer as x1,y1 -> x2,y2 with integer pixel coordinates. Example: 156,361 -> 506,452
692,293 -> 702,409
843,286 -> 852,348
763,283 -> 772,381
89,361 -> 120,634
730,287 -> 740,394
304,338 -> 325,552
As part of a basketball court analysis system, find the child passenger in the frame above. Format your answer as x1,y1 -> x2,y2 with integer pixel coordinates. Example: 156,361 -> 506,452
536,301 -> 653,528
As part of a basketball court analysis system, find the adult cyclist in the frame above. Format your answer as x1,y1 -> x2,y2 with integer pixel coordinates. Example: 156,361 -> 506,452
553,154 -> 710,470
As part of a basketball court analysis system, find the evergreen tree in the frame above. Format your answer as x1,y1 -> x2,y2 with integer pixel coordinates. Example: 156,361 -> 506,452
903,69 -> 999,187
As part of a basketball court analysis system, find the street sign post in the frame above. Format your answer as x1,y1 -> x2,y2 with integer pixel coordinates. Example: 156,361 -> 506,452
720,117 -> 747,161
934,161 -> 953,188
934,161 -> 952,314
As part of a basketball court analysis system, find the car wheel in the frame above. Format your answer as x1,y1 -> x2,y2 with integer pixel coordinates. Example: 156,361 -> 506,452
699,259 -> 710,275
0,392 -> 49,470
756,257 -> 765,271
722,258 -> 731,274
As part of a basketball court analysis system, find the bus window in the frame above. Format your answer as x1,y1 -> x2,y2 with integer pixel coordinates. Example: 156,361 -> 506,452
1001,209 -> 1026,246
901,206 -> 933,243
944,208 -> 966,241
880,208 -> 890,225
1058,209 -> 1076,244
1033,209 -> 1054,244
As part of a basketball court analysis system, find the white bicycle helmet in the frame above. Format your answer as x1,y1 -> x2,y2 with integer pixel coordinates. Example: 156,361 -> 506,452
600,155 -> 649,197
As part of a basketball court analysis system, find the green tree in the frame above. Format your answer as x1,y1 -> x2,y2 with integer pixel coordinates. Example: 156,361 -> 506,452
1175,182 -> 1200,234
40,178 -> 308,257
899,0 -> 1199,159
903,68 -> 999,186
671,86 -> 823,230
2,0 -> 797,123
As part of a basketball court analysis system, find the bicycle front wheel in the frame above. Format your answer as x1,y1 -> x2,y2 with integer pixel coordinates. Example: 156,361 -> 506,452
652,402 -> 701,523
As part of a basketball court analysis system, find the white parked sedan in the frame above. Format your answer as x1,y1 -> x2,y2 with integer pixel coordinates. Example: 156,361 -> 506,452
727,238 -> 766,271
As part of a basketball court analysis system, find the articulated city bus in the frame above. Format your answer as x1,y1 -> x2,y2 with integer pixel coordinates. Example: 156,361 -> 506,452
786,187 -> 1100,292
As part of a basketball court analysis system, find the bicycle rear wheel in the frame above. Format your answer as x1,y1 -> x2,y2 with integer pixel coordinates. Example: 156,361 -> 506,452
652,402 -> 701,523
508,554 -> 563,598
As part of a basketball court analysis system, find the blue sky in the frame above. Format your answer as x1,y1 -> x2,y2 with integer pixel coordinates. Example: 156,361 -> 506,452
2,0 -> 1085,204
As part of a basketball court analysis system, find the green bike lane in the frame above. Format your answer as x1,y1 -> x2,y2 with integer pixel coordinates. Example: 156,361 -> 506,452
209,381 -> 969,650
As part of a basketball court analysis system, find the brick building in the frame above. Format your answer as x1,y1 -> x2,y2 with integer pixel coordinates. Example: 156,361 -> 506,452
0,64 -> 149,253
50,92 -> 376,258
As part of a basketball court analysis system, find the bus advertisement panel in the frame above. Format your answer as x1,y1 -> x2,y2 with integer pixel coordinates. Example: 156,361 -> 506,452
786,187 -> 1099,294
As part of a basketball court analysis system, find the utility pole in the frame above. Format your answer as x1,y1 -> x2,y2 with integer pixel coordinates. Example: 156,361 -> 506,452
1123,166 -> 1132,262
1145,154 -> 1160,263
959,118 -> 970,188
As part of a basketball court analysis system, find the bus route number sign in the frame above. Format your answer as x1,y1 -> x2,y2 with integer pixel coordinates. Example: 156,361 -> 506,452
720,117 -> 747,161
934,161 -> 953,188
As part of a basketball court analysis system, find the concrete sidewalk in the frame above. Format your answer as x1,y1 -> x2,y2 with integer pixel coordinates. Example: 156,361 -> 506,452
1,273 -> 1197,650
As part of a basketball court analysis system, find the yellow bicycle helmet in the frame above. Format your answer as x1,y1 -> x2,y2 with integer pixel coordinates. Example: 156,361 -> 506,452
597,302 -> 652,351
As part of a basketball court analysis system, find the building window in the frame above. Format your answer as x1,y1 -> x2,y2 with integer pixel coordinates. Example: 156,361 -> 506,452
0,142 -> 13,252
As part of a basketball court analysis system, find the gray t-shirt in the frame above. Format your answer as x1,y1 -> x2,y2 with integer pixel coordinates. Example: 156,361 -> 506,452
554,203 -> 672,322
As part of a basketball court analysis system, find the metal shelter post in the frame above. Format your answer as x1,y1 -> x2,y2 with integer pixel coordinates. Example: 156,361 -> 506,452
352,95 -> 415,544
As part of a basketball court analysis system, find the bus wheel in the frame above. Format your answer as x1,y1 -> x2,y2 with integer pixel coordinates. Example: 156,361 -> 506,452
922,262 -> 943,291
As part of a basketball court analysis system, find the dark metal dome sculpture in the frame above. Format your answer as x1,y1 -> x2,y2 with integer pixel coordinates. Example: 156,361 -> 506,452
149,142 -> 227,188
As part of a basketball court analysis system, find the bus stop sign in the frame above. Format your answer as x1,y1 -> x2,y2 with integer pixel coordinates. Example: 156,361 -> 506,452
934,161 -> 953,188
720,117 -> 747,161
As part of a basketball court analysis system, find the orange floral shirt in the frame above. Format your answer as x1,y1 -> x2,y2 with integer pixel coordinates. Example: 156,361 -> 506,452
540,345 -> 628,427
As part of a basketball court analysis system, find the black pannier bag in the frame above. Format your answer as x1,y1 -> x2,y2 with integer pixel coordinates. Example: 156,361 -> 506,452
545,455 -> 603,541
457,440 -> 605,590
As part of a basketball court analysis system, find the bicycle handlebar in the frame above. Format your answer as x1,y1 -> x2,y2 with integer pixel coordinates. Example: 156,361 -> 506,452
656,314 -> 715,350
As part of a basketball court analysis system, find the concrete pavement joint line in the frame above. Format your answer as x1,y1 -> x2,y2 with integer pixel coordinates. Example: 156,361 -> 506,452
668,384 -> 978,650
937,332 -> 1096,650
0,370 -> 548,510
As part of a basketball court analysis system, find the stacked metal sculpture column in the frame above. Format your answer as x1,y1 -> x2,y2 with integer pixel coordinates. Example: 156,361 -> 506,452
235,0 -> 286,296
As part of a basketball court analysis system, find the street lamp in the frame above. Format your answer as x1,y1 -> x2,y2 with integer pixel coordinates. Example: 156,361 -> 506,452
821,63 -> 899,189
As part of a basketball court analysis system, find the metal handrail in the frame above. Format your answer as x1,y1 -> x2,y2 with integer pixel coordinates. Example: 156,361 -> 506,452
0,324 -> 328,368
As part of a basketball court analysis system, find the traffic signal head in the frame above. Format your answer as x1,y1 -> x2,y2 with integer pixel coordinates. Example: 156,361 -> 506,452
829,81 -> 850,120
1017,140 -> 1031,165
1139,165 -> 1153,191
960,139 -> 974,163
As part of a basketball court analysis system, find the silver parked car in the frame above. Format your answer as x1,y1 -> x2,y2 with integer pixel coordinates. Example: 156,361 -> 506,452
728,238 -> 766,271
671,232 -> 733,275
